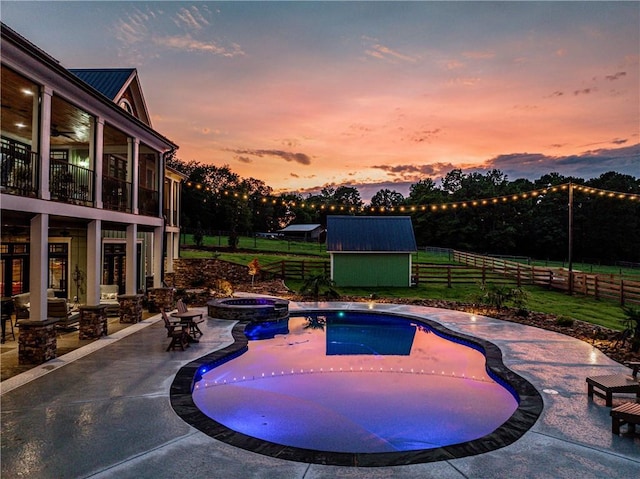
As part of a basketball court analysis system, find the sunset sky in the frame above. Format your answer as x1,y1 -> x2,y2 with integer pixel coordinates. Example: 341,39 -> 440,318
3,1 -> 639,199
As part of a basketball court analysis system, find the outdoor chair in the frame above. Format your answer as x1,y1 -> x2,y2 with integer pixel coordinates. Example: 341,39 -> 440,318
172,299 -> 204,337
586,363 -> 640,407
47,298 -> 80,330
162,311 -> 189,351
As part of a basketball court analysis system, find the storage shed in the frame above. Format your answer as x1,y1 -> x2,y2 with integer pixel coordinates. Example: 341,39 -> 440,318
278,224 -> 324,242
326,216 -> 417,287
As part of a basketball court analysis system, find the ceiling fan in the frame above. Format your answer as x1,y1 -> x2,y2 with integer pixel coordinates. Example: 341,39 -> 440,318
51,126 -> 75,140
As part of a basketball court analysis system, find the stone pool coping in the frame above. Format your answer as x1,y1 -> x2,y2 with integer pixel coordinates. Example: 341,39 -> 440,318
169,305 -> 543,467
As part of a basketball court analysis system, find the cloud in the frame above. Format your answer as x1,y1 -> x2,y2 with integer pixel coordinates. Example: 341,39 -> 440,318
230,149 -> 312,165
152,34 -> 244,57
372,162 -> 457,180
173,6 -> 210,30
605,71 -> 626,81
573,88 -> 596,96
114,4 -> 244,60
462,51 -> 495,60
483,144 -> 640,179
362,36 -> 418,64
237,156 -> 253,164
404,128 -> 441,144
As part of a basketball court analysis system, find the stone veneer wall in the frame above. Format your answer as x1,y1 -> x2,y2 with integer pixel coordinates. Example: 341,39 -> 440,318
147,288 -> 175,312
167,259 -> 250,290
18,319 -> 58,364
79,305 -> 108,339
119,295 -> 144,323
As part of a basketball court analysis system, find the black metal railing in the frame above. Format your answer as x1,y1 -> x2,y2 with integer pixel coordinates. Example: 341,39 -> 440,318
103,176 -> 132,212
49,159 -> 94,206
1,142 -> 39,197
139,186 -> 159,216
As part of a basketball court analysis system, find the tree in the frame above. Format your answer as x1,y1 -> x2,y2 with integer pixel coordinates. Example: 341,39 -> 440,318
247,258 -> 260,286
370,189 -> 405,208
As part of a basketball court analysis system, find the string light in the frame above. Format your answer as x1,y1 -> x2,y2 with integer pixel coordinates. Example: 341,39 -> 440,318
180,181 -> 639,213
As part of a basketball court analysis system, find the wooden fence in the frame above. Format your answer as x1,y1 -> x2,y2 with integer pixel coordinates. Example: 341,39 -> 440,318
453,250 -> 640,306
260,253 -> 640,306
261,260 -> 329,280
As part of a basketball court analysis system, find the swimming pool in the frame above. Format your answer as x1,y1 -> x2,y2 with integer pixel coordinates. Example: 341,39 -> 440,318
171,307 -> 543,466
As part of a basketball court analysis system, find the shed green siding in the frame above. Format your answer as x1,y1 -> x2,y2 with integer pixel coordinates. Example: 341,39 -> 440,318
332,253 -> 411,287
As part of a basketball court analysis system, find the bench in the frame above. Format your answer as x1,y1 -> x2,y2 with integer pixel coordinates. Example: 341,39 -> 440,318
611,402 -> 640,434
586,374 -> 640,407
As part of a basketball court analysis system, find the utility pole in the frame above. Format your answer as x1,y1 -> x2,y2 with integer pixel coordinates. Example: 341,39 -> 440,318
567,182 -> 574,295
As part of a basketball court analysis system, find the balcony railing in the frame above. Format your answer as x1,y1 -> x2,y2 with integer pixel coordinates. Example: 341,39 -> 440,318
103,176 -> 132,212
139,186 -> 159,216
1,142 -> 39,197
50,159 -> 94,206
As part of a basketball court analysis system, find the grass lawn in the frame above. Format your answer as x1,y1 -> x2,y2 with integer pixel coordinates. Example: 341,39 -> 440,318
180,235 -> 636,330
284,280 -> 629,330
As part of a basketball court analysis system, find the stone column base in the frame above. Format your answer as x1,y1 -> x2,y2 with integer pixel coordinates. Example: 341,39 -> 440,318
18,319 -> 59,365
147,287 -> 175,312
79,305 -> 109,339
118,294 -> 144,323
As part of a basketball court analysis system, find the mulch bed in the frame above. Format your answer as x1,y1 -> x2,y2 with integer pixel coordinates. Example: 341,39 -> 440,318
234,279 -> 639,367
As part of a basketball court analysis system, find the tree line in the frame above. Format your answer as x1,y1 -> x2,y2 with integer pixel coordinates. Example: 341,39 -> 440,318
167,156 -> 640,263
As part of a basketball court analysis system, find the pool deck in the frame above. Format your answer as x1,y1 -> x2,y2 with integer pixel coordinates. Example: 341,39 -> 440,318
1,301 -> 638,478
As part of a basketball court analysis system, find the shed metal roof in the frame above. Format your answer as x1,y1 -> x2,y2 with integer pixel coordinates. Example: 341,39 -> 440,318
279,224 -> 323,233
326,216 -> 417,252
69,68 -> 135,100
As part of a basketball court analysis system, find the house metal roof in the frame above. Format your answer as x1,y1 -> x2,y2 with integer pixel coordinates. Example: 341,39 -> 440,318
326,216 -> 417,252
69,68 -> 135,100
279,224 -> 323,233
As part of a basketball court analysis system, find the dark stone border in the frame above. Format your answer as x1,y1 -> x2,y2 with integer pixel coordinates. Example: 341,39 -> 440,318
170,307 -> 543,467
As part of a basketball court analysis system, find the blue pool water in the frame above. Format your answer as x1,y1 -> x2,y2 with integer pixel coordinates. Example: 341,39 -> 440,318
192,312 -> 519,453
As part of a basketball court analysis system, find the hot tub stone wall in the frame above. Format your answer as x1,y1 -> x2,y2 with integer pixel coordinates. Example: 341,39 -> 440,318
208,298 -> 289,322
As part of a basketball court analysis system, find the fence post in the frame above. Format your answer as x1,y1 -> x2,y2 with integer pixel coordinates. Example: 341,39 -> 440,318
281,260 -> 285,279
516,264 -> 521,287
447,266 -> 452,288
620,279 -> 625,306
301,261 -> 305,280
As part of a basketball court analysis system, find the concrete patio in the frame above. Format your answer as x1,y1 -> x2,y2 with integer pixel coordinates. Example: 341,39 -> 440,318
1,302 -> 638,478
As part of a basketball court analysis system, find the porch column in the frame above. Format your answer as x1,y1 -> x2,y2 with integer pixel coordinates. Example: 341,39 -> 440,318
130,138 -> 139,214
94,118 -> 104,209
86,220 -> 101,305
125,224 -> 137,295
29,213 -> 49,320
153,226 -> 163,288
165,232 -> 175,274
39,86 -> 53,200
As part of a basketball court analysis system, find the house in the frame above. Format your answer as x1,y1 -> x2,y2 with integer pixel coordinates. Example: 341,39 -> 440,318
326,216 -> 417,287
0,23 -> 181,326
278,224 -> 324,242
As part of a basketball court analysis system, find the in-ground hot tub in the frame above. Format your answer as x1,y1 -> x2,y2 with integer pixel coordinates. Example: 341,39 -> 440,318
207,297 -> 289,322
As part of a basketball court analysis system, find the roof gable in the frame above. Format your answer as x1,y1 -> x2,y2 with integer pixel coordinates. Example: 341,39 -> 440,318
326,216 -> 417,252
69,68 -> 152,126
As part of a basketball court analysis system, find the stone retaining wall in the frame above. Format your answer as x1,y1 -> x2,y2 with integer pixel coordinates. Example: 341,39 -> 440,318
167,259 -> 251,290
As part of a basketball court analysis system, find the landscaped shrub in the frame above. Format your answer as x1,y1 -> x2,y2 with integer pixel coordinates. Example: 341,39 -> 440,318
475,283 -> 528,310
556,316 -> 575,327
